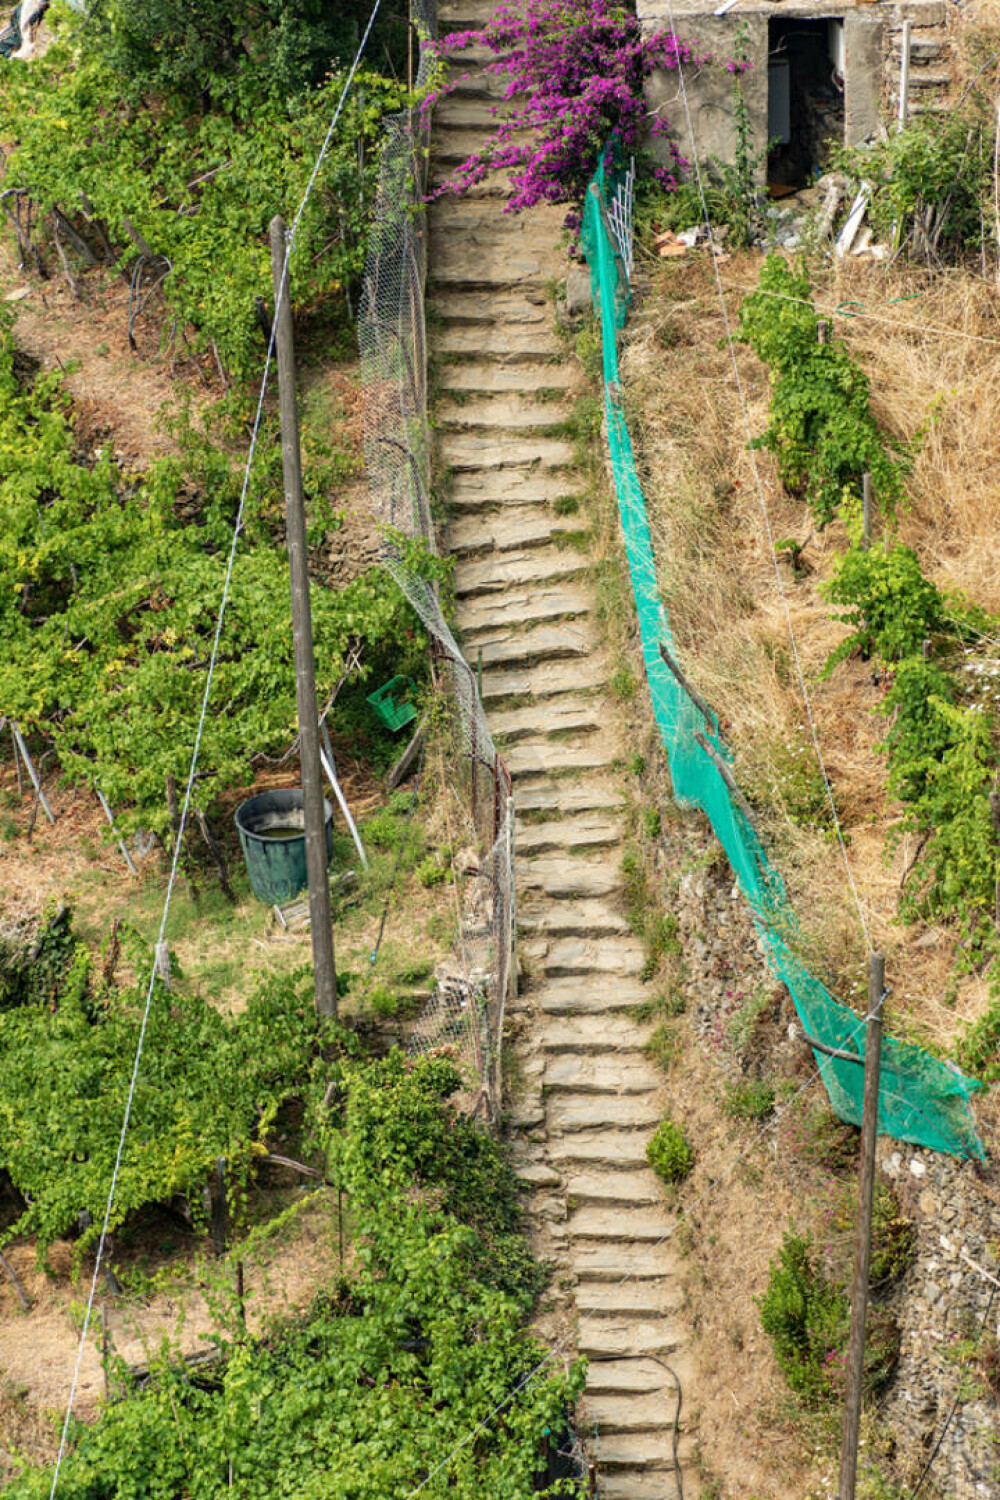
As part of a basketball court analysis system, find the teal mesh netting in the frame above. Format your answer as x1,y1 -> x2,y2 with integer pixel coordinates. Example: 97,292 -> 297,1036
581,155 -> 983,1158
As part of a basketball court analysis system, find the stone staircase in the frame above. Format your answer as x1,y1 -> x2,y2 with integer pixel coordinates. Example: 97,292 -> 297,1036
427,11 -> 695,1497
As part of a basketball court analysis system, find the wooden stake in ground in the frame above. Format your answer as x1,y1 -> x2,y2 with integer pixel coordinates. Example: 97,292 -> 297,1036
897,21 -> 912,133
862,472 -> 873,551
837,950 -> 886,1500
269,215 -> 337,1020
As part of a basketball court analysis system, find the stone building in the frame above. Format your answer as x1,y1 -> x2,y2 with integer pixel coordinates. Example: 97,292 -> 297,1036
639,0 -> 952,188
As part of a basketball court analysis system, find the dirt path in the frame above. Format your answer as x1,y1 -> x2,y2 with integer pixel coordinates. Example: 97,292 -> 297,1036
428,16 -> 696,1496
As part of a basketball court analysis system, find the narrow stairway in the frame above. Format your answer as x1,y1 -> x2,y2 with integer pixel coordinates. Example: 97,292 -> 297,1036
427,10 -> 695,1496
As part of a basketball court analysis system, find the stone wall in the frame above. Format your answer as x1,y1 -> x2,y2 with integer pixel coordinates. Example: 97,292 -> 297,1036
639,0 -> 953,170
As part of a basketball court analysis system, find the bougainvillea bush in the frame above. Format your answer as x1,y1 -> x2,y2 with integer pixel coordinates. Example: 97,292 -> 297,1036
426,0 -> 703,223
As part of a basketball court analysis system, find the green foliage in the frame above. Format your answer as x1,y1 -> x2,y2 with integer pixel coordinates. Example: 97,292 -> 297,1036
785,1102 -> 859,1174
822,544 -> 948,668
0,919 -> 323,1259
0,901 -> 76,1010
738,256 -> 908,526
0,324 -> 419,836
723,1079 -> 775,1122
645,1021 -> 682,1073
0,9 -> 412,384
957,969 -> 1000,1083
838,110 -> 995,261
878,658 -> 958,803
707,27 -> 767,248
646,1117 -> 694,1183
10,1054 -> 582,1499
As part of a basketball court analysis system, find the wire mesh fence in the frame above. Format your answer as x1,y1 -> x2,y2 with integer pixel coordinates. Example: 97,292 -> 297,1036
357,0 -> 515,1118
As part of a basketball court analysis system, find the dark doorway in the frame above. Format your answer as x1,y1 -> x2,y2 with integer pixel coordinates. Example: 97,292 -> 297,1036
767,18 -> 846,190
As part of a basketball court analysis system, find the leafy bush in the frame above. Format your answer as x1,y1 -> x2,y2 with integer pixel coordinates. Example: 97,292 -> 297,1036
758,1232 -> 849,1404
738,256 -> 908,525
646,1118 -> 694,1183
822,543 -> 948,669
427,0 -> 703,225
957,977 -> 1000,1083
0,923 -> 323,1260
723,1079 -> 775,1122
10,1053 -> 581,1499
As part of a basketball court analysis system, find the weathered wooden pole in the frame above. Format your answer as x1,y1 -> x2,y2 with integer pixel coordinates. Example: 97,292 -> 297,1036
269,215 -> 337,1020
862,473 -> 873,551
837,951 -> 886,1500
898,21 -> 912,133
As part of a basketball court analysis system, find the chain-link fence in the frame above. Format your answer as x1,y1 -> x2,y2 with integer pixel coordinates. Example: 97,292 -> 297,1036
357,0 -> 515,1118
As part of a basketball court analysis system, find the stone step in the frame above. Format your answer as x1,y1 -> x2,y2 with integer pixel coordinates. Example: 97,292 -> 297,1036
592,1469 -> 685,1500
568,1202 -> 672,1242
482,656 -> 607,703
576,1279 -> 681,1317
544,1052 -> 664,1095
476,620 -> 600,670
569,1239 -> 678,1281
515,811 -> 622,855
533,976 -> 650,1015
438,360 -> 578,394
438,394 -> 574,432
440,432 -> 576,471
492,700 -> 604,746
514,776 -> 624,813
582,1389 -> 682,1434
550,1130 -> 654,1170
447,506 -> 588,557
454,547 -> 588,598
519,853 -> 623,901
432,96 -> 517,129
520,935 -> 645,977
578,1318 -> 683,1361
506,735 -> 619,779
538,1014 -> 652,1055
432,321 -> 562,361
428,288 -> 549,328
428,233 -> 561,290
455,583 -> 592,639
449,469 -> 583,509
518,898 -> 630,939
564,1169 -> 662,1208
585,1357 -> 683,1396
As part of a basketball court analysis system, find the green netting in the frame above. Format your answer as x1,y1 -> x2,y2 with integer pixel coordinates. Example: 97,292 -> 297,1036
580,154 -> 983,1159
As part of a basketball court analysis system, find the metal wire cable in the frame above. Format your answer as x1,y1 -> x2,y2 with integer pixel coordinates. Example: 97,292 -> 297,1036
46,6 -> 384,1492
656,0 -> 874,955
403,999 -> 875,1496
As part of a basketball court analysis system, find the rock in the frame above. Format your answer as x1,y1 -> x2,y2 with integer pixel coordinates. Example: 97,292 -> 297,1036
564,264 -> 592,317
910,1158 -> 927,1179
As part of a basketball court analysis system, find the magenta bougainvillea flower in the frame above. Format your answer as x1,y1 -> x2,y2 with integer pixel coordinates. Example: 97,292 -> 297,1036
423,0 -> 706,223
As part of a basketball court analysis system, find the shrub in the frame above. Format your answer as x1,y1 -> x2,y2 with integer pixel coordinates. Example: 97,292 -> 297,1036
647,1118 -> 694,1183
758,1232 -> 849,1404
822,544 -> 948,669
723,1079 -> 775,1122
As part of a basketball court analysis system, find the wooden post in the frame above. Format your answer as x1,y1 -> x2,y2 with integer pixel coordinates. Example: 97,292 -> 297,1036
12,725 -> 54,823
212,1157 -> 227,1257
837,951 -> 885,1500
477,646 -> 483,703
11,723 -> 23,799
270,215 -> 337,1020
96,790 -> 138,877
817,319 -> 830,344
990,781 -> 1000,929
862,473 -> 872,551
898,21 -> 912,133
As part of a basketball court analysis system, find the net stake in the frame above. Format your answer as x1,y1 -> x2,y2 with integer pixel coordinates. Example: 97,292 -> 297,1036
838,951 -> 885,1500
862,473 -> 872,551
270,214 -> 337,1021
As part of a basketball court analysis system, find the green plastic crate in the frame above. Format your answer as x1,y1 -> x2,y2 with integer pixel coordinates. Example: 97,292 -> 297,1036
366,675 -> 417,733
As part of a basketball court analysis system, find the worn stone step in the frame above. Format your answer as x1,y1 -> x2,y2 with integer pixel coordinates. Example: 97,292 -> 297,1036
591,1429 -> 690,1472
506,735 -> 619,779
517,898 -> 630,939
550,1130 -> 654,1170
591,1469 -> 685,1500
533,976 -> 650,1015
428,288 -> 549,328
482,657 -> 608,703
579,1319 -> 683,1363
544,1052 -> 663,1095
514,775 -> 624,812
539,1014 -> 651,1055
519,853 -> 622,901
515,811 -> 622,855
564,1169 -> 662,1208
514,1160 -> 561,1188
454,547 -> 588,598
569,1238 -> 678,1280
449,468 -> 583,509
428,234 -> 561,290
438,394 -> 574,433
432,96 -> 519,129
581,1388 -> 682,1434
475,620 -> 599,671
492,700 -> 604,746
568,1204 -> 672,1243
576,1279 -> 681,1317
455,583 -> 592,640
433,321 -> 562,361
441,432 -> 576,472
439,360 -> 578,395
520,935 -> 645,977
447,506 -> 587,558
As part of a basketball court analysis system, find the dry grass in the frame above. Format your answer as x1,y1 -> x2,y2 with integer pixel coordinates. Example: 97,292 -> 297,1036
622,248 -> 1000,1054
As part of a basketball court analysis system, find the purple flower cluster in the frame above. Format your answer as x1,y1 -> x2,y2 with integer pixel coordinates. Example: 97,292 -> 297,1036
423,0 -> 706,219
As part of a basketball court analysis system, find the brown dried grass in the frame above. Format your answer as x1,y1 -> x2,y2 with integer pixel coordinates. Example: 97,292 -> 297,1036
623,248 -> 1000,1052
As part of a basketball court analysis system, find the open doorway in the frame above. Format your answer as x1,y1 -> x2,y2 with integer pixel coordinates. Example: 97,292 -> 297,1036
767,17 -> 845,191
